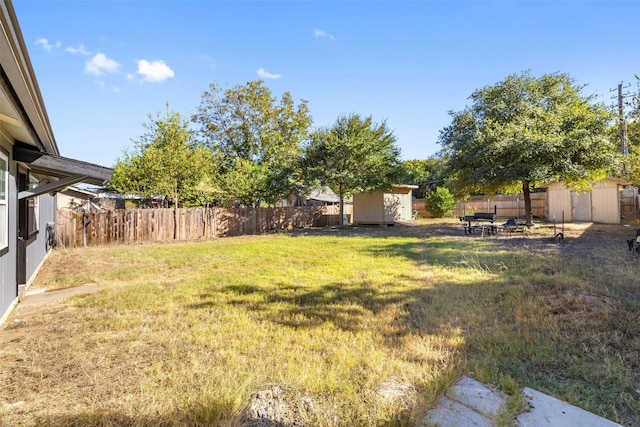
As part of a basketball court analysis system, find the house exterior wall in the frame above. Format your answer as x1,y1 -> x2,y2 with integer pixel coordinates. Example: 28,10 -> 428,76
0,140 -> 17,323
0,139 -> 57,322
25,193 -> 55,286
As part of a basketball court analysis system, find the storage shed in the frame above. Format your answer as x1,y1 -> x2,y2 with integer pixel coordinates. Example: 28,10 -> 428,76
353,185 -> 418,225
541,178 -> 630,224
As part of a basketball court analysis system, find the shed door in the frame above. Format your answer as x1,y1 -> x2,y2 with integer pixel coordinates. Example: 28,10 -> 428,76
400,193 -> 412,221
591,186 -> 620,224
547,187 -> 573,222
572,193 -> 592,222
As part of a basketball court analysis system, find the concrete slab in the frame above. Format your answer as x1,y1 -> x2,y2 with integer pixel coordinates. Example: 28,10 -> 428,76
421,376 -> 508,427
448,376 -> 507,417
18,284 -> 101,308
395,220 -> 418,227
516,387 -> 624,427
421,396 -> 494,427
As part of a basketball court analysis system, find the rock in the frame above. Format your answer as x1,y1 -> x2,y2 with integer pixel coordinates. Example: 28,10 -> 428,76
240,385 -> 313,427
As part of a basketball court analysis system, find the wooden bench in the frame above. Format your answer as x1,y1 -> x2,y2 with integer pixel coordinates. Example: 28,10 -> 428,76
500,218 -> 533,236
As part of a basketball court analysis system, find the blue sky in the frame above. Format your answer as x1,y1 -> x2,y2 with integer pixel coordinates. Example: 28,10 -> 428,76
12,0 -> 640,168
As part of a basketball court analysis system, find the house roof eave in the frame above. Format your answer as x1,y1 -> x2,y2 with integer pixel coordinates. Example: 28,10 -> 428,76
14,143 -> 112,188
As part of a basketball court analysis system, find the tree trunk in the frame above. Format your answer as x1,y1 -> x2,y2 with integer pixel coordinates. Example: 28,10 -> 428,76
339,186 -> 345,227
173,181 -> 179,240
522,179 -> 533,225
173,207 -> 178,240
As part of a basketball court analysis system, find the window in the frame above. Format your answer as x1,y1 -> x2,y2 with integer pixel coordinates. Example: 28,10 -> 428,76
0,151 -> 7,249
28,175 -> 39,236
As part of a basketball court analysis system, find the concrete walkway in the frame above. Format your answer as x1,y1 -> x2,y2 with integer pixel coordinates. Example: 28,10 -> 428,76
18,284 -> 100,310
422,376 -> 624,427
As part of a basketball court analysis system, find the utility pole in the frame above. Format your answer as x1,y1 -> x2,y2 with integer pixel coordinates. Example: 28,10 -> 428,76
618,83 -> 629,155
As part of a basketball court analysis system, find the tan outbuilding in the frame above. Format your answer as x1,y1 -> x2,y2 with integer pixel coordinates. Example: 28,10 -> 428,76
353,185 -> 418,225
541,178 -> 630,224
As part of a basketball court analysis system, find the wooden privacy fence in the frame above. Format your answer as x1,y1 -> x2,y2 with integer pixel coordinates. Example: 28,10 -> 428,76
55,206 -> 337,248
454,193 -> 547,219
413,193 -> 547,219
415,190 -> 639,220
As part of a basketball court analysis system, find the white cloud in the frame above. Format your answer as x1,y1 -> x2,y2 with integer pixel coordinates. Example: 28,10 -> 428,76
85,53 -> 120,75
314,29 -> 336,41
257,67 -> 282,80
135,59 -> 175,82
66,43 -> 91,56
35,38 -> 61,52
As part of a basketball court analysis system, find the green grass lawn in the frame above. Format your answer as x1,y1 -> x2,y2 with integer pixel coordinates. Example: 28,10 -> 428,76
2,225 -> 639,426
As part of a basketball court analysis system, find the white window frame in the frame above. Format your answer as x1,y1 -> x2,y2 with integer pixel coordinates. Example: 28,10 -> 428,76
0,150 -> 8,250
28,174 -> 39,236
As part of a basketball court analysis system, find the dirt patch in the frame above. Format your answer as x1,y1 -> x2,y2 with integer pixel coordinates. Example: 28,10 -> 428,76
0,284 -> 100,347
538,284 -> 630,326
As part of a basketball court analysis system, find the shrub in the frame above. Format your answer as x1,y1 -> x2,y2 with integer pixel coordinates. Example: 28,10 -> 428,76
427,186 -> 456,217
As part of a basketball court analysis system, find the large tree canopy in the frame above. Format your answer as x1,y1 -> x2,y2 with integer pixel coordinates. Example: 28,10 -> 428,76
303,114 -> 401,225
397,158 -> 449,199
110,107 -> 214,208
439,71 -> 617,224
192,80 -> 311,206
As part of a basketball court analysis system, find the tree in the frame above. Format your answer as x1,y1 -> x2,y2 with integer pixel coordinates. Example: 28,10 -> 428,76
397,157 -> 449,198
426,186 -> 456,218
439,71 -> 617,225
303,114 -> 401,226
110,106 -> 215,208
192,80 -> 311,206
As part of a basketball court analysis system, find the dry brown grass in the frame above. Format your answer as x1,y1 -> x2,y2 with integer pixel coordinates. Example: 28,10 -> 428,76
1,219 -> 639,426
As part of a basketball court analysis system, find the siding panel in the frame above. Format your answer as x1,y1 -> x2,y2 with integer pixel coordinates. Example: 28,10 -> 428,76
0,142 -> 17,322
25,193 -> 55,285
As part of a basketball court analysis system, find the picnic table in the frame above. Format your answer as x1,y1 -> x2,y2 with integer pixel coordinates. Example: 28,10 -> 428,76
461,214 -> 533,237
460,213 -> 497,236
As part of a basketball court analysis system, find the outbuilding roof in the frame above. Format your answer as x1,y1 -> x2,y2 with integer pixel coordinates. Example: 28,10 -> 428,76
538,177 -> 631,188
